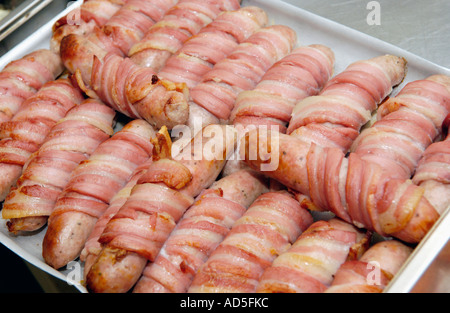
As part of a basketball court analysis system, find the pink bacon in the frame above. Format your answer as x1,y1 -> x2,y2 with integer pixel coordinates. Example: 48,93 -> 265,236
90,52 -> 189,129
325,239 -> 413,293
128,0 -> 241,71
103,0 -> 178,55
2,99 -> 115,233
288,55 -> 407,153
0,78 -> 84,202
189,25 -> 297,124
412,130 -> 450,215
352,75 -> 450,179
158,6 -> 269,89
133,169 -> 269,293
231,44 -> 335,133
60,0 -> 176,88
255,218 -> 368,293
0,49 -> 64,123
188,191 -> 314,293
42,119 -> 156,269
50,0 -> 124,54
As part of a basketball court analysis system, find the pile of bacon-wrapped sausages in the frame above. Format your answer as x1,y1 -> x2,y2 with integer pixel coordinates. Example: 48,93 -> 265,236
1,0 -> 449,293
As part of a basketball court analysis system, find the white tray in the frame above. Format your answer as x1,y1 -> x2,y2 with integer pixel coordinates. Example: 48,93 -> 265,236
0,0 -> 449,293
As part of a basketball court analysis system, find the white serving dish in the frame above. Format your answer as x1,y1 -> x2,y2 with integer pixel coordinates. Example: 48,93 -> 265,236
0,0 -> 448,293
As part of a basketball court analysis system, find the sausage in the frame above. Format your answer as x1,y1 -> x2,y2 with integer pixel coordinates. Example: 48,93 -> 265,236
188,191 -> 314,293
255,218 -> 369,293
231,44 -> 335,133
80,158 -> 153,278
325,239 -> 413,293
0,49 -> 64,123
223,44 -> 335,176
190,25 -> 297,122
128,0 -> 241,71
2,99 -> 116,233
60,30 -> 122,89
81,126 -> 173,278
102,0 -> 177,55
133,169 -> 269,293
158,6 -> 269,89
60,0 -> 176,88
42,119 -> 156,269
90,52 -> 189,129
412,130 -> 450,215
288,55 -> 407,153
0,78 -> 84,202
85,124 -> 237,293
50,0 -> 123,54
352,75 -> 450,179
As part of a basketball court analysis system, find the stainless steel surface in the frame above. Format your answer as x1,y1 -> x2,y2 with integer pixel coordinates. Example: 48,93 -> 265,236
282,0 -> 450,69
0,0 -> 53,42
0,0 -> 71,57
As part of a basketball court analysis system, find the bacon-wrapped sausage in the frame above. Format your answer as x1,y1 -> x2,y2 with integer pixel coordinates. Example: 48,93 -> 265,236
231,44 -> 335,133
256,218 -> 369,293
412,131 -> 450,215
188,191 -> 314,293
158,6 -> 269,89
325,239 -> 413,293
42,119 -> 156,269
288,55 -> 407,153
189,25 -> 297,124
0,49 -> 64,123
81,126 -> 172,277
85,124 -> 237,293
133,169 -> 269,293
128,0 -> 241,71
241,57 -> 446,243
51,0 -> 123,54
352,75 -> 450,179
223,44 -> 335,176
60,0 -> 176,88
103,0 -> 178,55
90,53 -> 189,129
0,78 -> 84,202
2,99 -> 115,233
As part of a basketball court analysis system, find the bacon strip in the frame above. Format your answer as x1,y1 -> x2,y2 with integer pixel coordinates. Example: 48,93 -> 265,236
42,119 -> 156,269
288,55 -> 407,153
80,126 -> 173,277
325,239 -> 413,293
133,169 -> 269,293
412,131 -> 450,215
2,99 -> 115,233
0,49 -> 64,123
0,78 -> 84,202
231,44 -> 335,133
60,0 -> 176,88
158,6 -> 268,89
352,75 -> 450,179
190,25 -> 297,122
51,0 -> 123,54
256,218 -> 369,293
103,0 -> 178,55
90,53 -> 189,129
128,0 -> 241,71
188,191 -> 313,293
